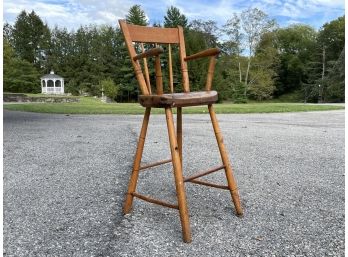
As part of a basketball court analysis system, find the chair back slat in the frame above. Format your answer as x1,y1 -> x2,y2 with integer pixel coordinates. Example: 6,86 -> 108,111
155,55 -> 163,95
168,44 -> 174,93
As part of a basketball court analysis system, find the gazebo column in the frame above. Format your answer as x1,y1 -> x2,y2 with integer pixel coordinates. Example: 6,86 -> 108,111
53,79 -> 56,94
45,79 -> 48,94
62,79 -> 64,94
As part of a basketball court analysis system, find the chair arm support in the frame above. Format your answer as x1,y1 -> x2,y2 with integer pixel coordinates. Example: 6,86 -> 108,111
133,47 -> 164,61
184,48 -> 220,61
205,57 -> 217,91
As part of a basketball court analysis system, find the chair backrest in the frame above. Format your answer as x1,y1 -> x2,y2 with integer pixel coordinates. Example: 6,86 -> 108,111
119,20 -> 190,96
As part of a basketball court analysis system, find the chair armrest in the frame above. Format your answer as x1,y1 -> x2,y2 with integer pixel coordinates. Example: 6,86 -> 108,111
184,48 -> 220,61
133,47 -> 164,61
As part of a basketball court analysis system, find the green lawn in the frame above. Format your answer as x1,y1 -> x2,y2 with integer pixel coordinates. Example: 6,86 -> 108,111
3,97 -> 344,114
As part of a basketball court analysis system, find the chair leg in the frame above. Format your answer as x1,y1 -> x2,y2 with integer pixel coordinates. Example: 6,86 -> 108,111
208,104 -> 243,216
177,107 -> 183,166
123,107 -> 151,214
165,107 -> 192,243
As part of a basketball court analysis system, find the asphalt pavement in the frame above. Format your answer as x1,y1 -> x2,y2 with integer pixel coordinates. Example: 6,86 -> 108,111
3,109 -> 345,256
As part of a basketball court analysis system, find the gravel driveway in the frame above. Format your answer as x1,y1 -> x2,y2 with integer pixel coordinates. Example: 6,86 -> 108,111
3,109 -> 345,256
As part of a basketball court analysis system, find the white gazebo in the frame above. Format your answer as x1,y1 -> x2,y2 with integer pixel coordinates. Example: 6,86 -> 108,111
41,71 -> 64,94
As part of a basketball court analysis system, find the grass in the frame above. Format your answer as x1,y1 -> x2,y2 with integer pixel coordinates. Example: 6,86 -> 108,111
3,97 -> 344,114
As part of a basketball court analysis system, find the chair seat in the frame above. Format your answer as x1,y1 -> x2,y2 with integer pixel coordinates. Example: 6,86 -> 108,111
139,91 -> 218,108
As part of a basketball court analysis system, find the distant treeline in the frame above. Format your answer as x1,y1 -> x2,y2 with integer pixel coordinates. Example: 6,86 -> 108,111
3,6 -> 345,102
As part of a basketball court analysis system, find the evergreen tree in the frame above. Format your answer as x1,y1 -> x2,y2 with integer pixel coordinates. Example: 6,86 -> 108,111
314,16 -> 345,102
4,40 -> 40,93
3,22 -> 13,43
164,6 -> 188,28
325,47 -> 344,101
126,5 -> 148,26
12,10 -> 50,69
119,5 -> 150,100
185,30 -> 210,91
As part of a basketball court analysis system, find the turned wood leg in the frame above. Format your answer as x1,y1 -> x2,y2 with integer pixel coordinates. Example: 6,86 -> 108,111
208,104 -> 243,216
123,107 -> 151,214
177,107 -> 183,166
165,107 -> 192,243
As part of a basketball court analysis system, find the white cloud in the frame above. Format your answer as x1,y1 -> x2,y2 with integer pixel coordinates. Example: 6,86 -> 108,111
312,0 -> 344,7
4,0 -> 133,29
3,0 -> 345,30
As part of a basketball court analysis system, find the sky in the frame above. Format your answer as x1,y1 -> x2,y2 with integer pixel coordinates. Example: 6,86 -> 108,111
3,0 -> 345,31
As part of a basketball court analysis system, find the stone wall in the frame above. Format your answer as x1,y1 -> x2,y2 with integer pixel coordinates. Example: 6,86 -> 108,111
4,94 -> 79,103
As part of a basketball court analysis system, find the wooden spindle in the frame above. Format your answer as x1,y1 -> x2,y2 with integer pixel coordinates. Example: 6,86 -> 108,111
177,107 -> 182,165
155,44 -> 163,95
141,43 -> 152,94
205,57 -> 216,91
178,26 -> 190,93
168,44 -> 174,93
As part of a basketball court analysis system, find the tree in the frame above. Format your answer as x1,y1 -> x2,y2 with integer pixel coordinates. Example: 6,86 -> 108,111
318,16 -> 345,62
185,30 -> 210,91
126,5 -> 148,26
275,24 -> 317,100
100,78 -> 119,99
248,32 -> 279,100
315,16 -> 345,102
3,22 -> 13,43
4,40 -> 40,93
324,47 -> 344,101
190,19 -> 219,47
121,6 -> 148,100
11,10 -> 50,69
164,6 -> 188,28
223,8 -> 277,97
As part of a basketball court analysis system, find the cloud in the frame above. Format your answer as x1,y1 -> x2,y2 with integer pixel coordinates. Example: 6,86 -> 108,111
3,0 -> 133,29
146,0 -> 344,29
3,0 -> 345,30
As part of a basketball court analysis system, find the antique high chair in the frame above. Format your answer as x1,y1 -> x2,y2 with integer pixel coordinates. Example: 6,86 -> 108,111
119,20 -> 243,243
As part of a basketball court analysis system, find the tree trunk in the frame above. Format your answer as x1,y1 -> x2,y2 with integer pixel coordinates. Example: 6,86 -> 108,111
244,57 -> 251,97
238,61 -> 242,83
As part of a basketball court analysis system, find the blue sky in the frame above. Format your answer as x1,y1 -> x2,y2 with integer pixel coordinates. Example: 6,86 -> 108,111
3,0 -> 345,31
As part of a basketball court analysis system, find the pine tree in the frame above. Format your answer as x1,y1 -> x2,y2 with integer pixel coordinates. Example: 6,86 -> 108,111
126,5 -> 148,26
12,10 -> 50,70
164,6 -> 188,28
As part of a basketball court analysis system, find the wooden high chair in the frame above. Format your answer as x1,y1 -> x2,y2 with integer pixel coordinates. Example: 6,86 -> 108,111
119,20 -> 243,243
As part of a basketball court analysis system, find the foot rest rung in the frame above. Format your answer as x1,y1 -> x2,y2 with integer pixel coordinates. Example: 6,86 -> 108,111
132,192 -> 179,209
188,179 -> 229,190
139,158 -> 172,171
184,165 -> 225,182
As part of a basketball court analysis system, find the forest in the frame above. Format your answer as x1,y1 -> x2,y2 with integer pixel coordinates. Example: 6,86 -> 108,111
3,5 -> 345,103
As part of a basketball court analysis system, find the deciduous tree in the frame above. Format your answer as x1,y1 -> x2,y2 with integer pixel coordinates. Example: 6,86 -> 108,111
223,8 -> 276,97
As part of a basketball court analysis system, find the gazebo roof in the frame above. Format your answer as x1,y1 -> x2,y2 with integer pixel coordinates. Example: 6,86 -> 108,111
41,71 -> 63,79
